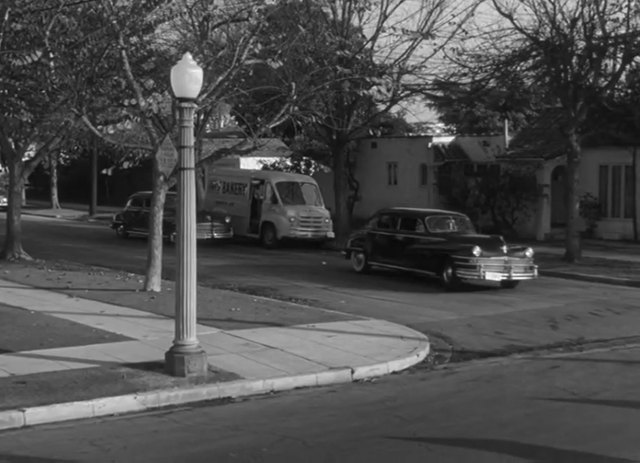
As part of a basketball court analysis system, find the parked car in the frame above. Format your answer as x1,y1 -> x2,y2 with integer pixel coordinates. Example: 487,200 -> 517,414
111,191 -> 233,243
343,207 -> 538,290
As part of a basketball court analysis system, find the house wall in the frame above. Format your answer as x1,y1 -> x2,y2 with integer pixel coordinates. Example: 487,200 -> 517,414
521,145 -> 639,241
351,137 -> 437,220
580,146 -> 638,240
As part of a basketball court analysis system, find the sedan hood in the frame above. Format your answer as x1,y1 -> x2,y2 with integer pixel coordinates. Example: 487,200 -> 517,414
436,233 -> 505,250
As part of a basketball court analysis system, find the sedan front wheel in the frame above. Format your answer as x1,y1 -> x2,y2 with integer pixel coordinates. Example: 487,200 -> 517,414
350,250 -> 370,274
440,258 -> 461,291
500,280 -> 520,289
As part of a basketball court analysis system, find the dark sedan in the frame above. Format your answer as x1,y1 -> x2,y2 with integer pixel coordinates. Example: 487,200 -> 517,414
111,191 -> 233,243
344,207 -> 538,290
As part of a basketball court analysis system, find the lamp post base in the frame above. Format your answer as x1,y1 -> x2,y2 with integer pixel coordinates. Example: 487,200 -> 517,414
165,345 -> 208,377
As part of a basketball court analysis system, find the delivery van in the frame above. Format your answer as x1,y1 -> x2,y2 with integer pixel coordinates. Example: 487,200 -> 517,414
204,167 -> 334,248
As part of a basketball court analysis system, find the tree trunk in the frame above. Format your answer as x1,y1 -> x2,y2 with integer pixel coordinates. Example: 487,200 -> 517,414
144,165 -> 169,292
633,146 -> 638,242
332,142 -> 351,247
90,142 -> 98,216
1,160 -> 31,261
563,129 -> 582,262
49,151 -> 61,209
196,164 -> 207,211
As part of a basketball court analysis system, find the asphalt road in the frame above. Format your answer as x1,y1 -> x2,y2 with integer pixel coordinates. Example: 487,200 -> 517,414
2,345 -> 639,462
6,215 -> 640,357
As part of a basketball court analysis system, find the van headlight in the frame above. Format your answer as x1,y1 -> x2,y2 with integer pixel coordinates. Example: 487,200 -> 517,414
471,245 -> 482,257
524,247 -> 534,258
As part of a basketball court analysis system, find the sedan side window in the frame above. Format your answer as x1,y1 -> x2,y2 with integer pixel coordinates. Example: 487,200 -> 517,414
398,217 -> 416,232
376,214 -> 398,230
398,217 -> 426,233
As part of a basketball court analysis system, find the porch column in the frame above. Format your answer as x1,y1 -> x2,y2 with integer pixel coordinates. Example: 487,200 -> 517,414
535,166 -> 551,241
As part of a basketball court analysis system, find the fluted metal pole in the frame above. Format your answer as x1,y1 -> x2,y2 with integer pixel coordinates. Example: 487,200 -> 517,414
165,100 -> 207,377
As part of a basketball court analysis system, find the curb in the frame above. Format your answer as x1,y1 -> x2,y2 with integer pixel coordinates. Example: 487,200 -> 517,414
0,341 -> 429,431
540,270 -> 640,288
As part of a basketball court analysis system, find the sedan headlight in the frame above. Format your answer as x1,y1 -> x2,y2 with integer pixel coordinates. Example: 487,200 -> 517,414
524,247 -> 534,258
471,245 -> 482,257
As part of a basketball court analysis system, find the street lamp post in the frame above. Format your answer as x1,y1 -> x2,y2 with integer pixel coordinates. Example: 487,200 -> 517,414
165,52 -> 208,377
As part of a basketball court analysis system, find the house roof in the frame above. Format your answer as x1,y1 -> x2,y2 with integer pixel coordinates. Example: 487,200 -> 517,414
432,134 -> 506,163
383,207 -> 468,217
502,107 -> 570,161
432,143 -> 468,163
201,137 -> 291,160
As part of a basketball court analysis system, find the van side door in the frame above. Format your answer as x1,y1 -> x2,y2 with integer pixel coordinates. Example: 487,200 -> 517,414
249,179 -> 266,234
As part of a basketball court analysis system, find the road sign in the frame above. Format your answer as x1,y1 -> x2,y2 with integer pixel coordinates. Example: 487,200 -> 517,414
156,135 -> 178,177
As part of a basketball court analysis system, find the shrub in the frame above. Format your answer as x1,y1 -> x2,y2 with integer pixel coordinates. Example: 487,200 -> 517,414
579,193 -> 602,237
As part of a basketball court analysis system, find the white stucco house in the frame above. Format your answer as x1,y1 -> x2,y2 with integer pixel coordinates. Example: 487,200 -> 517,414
348,136 -> 441,219
346,125 -> 639,242
503,111 -> 640,241
203,124 -> 639,242
334,133 -> 508,222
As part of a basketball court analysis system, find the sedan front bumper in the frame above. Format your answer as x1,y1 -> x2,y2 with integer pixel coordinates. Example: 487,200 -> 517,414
196,222 -> 233,240
453,256 -> 538,282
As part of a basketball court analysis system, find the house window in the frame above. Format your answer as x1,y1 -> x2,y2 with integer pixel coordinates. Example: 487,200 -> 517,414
387,162 -> 398,186
599,164 -> 633,219
488,164 -> 501,177
463,163 -> 475,176
419,163 -> 428,186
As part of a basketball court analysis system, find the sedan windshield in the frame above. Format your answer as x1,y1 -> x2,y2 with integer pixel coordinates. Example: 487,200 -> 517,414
426,215 -> 476,234
275,181 -> 323,206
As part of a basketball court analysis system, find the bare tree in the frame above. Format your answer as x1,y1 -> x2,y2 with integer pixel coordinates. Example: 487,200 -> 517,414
236,0 -> 481,244
0,0 -> 76,260
76,0 -> 294,291
486,0 -> 640,261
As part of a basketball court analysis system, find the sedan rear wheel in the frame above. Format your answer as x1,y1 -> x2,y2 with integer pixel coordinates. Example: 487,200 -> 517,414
350,250 -> 370,274
440,258 -> 460,291
115,224 -> 129,239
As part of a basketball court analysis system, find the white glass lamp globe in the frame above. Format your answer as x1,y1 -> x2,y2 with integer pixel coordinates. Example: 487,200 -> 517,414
170,52 -> 203,100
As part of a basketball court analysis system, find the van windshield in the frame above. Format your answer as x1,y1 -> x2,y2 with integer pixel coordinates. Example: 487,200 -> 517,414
275,181 -> 323,206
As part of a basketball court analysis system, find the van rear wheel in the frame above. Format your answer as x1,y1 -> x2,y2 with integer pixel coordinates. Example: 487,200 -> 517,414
261,223 -> 278,249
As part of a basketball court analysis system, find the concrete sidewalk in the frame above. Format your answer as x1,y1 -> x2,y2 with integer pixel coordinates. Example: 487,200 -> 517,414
0,278 -> 429,431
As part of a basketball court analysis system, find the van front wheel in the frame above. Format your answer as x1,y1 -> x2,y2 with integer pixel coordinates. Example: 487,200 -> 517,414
261,223 -> 279,249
